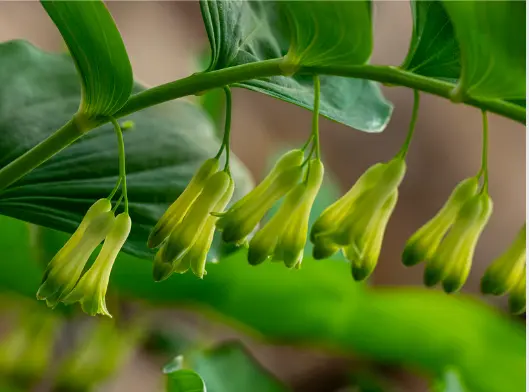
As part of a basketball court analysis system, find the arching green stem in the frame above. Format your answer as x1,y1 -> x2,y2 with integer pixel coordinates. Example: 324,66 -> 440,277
110,118 -> 129,213
397,90 -> 420,159
479,110 -> 489,193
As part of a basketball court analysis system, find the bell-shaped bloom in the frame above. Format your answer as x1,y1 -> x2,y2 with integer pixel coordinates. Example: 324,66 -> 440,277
62,213 -> 132,317
344,190 -> 398,281
148,158 -> 219,249
153,171 -> 231,280
310,162 -> 386,246
217,149 -> 304,244
402,177 -> 479,267
332,158 -> 406,247
275,159 -> 324,268
424,193 -> 493,293
154,179 -> 235,281
508,266 -> 526,315
481,224 -> 526,296
37,199 -> 115,308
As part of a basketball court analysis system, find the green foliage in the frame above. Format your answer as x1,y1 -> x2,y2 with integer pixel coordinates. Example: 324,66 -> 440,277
443,0 -> 526,100
41,0 -> 133,118
0,41 -> 252,260
200,0 -> 392,132
402,0 -> 460,82
166,369 -> 206,392
188,343 -> 288,392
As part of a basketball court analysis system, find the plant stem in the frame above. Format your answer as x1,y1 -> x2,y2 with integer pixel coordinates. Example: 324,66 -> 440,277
397,89 -> 420,159
0,117 -> 85,191
312,75 -> 321,161
480,110 -> 489,193
222,86 -> 232,173
110,118 -> 129,213
117,61 -> 525,124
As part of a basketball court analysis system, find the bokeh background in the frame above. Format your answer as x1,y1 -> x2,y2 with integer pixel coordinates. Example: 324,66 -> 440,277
0,2 -> 525,392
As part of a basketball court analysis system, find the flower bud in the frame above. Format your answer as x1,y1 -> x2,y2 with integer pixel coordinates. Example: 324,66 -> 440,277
148,158 -> 219,249
247,184 -> 306,265
424,193 -> 493,293
508,267 -> 526,315
37,199 -> 115,308
312,237 -> 341,260
481,225 -> 526,296
62,213 -> 132,317
344,191 -> 398,281
310,163 -> 386,242
403,178 -> 479,267
219,165 -> 303,244
277,159 -> 324,268
163,171 -> 231,265
152,244 -> 174,282
334,158 -> 406,247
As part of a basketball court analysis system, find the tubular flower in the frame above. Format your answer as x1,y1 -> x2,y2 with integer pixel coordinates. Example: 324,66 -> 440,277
310,158 -> 406,280
248,159 -> 324,267
153,170 -> 232,281
481,225 -> 526,296
508,266 -> 526,315
216,149 -> 304,244
37,199 -> 115,308
62,213 -> 132,317
155,178 -> 235,280
424,193 -> 493,293
344,190 -> 398,281
402,177 -> 479,267
148,158 -> 219,249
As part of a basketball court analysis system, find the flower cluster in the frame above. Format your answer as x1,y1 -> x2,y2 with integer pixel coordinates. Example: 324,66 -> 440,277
148,158 -> 234,281
481,225 -> 526,314
216,150 -> 324,268
37,199 -> 131,317
402,178 -> 493,293
310,157 -> 406,280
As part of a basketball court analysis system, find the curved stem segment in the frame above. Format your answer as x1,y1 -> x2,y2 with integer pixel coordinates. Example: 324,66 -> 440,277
221,86 -> 233,173
480,110 -> 489,193
110,118 -> 129,213
397,89 -> 420,159
312,75 -> 322,161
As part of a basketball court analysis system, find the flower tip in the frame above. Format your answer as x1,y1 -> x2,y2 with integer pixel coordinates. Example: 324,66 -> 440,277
509,295 -> 526,315
423,267 -> 442,288
441,276 -> 463,294
312,241 -> 339,260
247,247 -> 269,266
402,245 -> 423,267
480,275 -> 503,296
153,263 -> 173,282
351,264 -> 373,281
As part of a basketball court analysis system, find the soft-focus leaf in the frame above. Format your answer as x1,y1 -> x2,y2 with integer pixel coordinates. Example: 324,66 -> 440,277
0,221 -> 524,392
433,368 -> 468,392
166,369 -> 206,392
41,0 -> 133,117
200,0 -> 392,132
442,0 -> 525,100
0,40 -> 252,260
402,0 -> 460,82
188,343 -> 288,392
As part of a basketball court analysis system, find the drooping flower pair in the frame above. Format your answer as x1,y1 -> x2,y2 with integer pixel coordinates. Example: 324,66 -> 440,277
148,158 -> 234,281
402,177 -> 493,293
310,157 -> 406,280
215,149 -> 324,268
481,225 -> 526,314
37,199 -> 131,317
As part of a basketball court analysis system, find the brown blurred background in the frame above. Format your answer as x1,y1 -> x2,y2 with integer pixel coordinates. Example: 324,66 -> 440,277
0,2 -> 525,392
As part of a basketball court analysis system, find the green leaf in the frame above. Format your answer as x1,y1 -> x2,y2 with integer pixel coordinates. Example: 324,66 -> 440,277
41,0 -> 133,117
433,369 -> 468,392
188,343 -> 289,392
0,40 -> 252,260
442,0 -> 525,100
166,369 -> 206,392
401,0 -> 460,82
200,0 -> 392,132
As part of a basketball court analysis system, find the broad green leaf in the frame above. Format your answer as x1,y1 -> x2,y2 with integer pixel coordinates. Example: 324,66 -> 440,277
0,40 -> 252,260
165,369 -> 206,392
41,0 -> 133,117
0,219 -> 524,392
200,0 -> 392,132
442,0 -> 525,100
401,0 -> 460,82
188,343 -> 288,392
